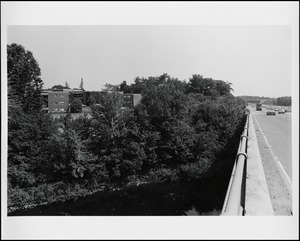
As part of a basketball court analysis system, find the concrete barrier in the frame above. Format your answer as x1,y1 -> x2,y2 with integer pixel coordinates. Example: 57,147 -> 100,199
244,114 -> 274,215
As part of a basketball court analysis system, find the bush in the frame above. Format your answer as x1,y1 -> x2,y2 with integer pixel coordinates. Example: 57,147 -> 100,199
8,188 -> 31,210
148,168 -> 179,183
70,99 -> 82,113
179,159 -> 212,180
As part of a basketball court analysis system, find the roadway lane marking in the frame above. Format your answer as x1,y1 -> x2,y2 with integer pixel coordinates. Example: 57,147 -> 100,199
252,114 -> 292,193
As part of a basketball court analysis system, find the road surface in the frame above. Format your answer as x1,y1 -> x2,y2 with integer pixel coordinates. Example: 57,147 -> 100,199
251,107 -> 292,181
250,106 -> 293,215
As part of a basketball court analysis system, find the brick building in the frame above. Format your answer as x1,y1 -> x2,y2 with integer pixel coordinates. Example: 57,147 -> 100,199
47,89 -> 72,112
84,91 -> 102,106
69,88 -> 84,105
41,88 -> 142,113
123,93 -> 142,109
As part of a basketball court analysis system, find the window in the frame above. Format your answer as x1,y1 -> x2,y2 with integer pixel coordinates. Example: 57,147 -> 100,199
59,102 -> 64,105
74,93 -> 83,97
59,108 -> 65,112
54,102 -> 58,105
60,94 -> 64,98
54,108 -> 58,111
54,94 -> 58,98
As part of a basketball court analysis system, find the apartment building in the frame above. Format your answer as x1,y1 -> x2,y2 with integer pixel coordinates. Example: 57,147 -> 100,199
69,88 -> 84,105
48,89 -> 72,112
84,91 -> 101,106
41,90 -> 49,113
41,90 -> 49,107
123,93 -> 142,109
41,89 -> 142,113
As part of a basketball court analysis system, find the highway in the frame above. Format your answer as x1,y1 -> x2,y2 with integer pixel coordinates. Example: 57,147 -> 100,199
250,107 -> 292,181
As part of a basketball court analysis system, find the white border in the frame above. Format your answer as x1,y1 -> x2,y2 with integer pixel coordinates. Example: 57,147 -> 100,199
1,2 -> 299,240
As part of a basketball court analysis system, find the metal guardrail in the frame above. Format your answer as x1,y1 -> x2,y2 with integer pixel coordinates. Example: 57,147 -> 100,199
220,113 -> 249,216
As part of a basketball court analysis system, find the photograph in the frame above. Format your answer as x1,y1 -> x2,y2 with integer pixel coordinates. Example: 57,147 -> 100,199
1,1 -> 299,240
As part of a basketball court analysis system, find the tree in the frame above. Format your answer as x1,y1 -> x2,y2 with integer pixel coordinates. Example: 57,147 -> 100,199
214,80 -> 233,96
70,99 -> 82,113
7,43 -> 44,113
187,74 -> 233,97
79,78 -> 84,90
8,110 -> 57,186
103,83 -> 120,92
130,77 -> 144,93
87,95 -> 97,106
277,96 -> 291,106
88,90 -> 144,181
119,80 -> 130,93
130,74 -> 195,173
51,85 -> 65,90
65,81 -> 70,89
91,90 -> 125,138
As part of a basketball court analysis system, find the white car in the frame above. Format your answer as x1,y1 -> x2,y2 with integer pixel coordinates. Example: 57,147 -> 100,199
278,108 -> 286,114
267,109 -> 276,115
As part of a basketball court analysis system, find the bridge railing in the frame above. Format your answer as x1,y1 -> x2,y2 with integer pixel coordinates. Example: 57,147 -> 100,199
220,113 -> 249,216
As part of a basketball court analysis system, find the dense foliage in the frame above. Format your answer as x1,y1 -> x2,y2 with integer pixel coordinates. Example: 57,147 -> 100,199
7,43 -> 43,113
70,99 -> 83,113
276,96 -> 291,106
7,44 -> 247,212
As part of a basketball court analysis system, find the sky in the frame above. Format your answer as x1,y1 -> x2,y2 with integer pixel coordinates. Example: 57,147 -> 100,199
7,25 -> 292,98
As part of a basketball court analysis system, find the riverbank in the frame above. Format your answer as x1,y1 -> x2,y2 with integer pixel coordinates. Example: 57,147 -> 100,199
8,173 -> 233,216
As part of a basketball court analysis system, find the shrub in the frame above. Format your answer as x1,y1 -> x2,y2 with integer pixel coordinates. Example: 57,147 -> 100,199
148,168 -> 179,183
70,99 -> 82,113
8,188 -> 31,210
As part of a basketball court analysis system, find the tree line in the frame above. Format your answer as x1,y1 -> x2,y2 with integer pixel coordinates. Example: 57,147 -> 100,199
239,95 -> 292,106
276,96 -> 291,106
7,43 -> 247,212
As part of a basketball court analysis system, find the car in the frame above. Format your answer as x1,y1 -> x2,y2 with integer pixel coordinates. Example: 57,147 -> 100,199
278,108 -> 286,114
267,109 -> 276,115
274,108 -> 279,111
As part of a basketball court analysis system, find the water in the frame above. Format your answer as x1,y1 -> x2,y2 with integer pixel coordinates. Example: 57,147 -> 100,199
8,176 -> 229,216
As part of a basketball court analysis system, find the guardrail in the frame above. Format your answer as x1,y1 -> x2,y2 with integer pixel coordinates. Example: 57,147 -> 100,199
220,113 -> 249,216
